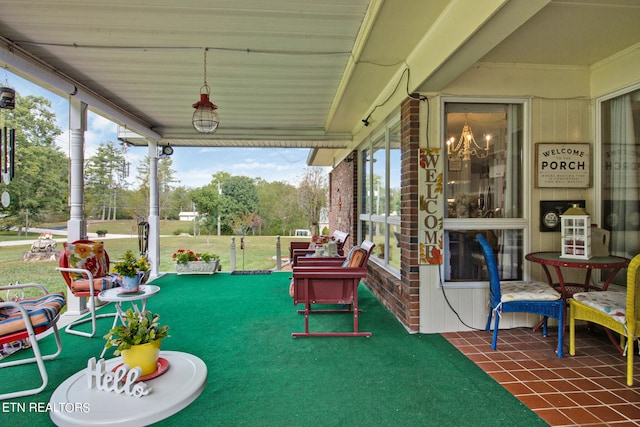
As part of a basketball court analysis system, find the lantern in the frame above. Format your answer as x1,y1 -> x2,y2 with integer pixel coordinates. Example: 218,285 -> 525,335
560,204 -> 591,259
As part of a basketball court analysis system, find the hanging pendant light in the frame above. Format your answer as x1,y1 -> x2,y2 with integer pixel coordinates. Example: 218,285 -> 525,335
192,48 -> 219,134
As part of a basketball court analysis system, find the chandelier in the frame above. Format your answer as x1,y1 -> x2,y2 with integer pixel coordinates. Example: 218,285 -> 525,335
447,123 -> 489,161
192,48 -> 219,134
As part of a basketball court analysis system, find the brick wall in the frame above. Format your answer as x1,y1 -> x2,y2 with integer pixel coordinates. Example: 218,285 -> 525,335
327,96 -> 422,333
328,152 -> 357,248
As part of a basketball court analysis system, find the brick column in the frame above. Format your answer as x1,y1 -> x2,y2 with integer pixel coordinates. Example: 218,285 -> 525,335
399,95 -> 421,331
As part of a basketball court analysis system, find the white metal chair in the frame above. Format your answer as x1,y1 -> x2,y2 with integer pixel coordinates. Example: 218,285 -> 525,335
56,240 -> 118,337
0,283 -> 65,400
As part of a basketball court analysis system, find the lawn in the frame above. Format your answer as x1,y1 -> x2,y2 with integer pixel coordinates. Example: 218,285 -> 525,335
0,220 -> 309,296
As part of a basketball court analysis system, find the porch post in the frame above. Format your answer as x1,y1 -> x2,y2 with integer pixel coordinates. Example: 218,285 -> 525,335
147,140 -> 160,278
65,98 -> 88,315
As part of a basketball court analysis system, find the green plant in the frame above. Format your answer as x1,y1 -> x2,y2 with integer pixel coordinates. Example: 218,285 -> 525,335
377,242 -> 386,258
172,249 -> 218,265
96,229 -> 108,235
104,309 -> 169,356
112,250 -> 151,277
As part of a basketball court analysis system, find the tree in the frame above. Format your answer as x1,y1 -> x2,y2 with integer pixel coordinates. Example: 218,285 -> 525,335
193,174 -> 259,235
191,183 -> 222,235
0,94 -> 68,229
85,141 -> 126,220
297,167 -> 327,234
221,176 -> 260,234
134,156 -> 178,220
256,179 -> 305,235
169,186 -> 194,220
157,157 -> 178,220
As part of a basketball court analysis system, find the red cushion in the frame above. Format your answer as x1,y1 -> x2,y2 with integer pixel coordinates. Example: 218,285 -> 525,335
69,276 -> 118,293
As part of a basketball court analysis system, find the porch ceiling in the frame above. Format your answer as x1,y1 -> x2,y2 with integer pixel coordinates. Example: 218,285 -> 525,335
0,1 -> 638,165
0,0 -> 443,149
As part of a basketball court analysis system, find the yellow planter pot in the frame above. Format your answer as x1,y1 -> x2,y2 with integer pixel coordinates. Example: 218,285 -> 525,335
120,340 -> 161,376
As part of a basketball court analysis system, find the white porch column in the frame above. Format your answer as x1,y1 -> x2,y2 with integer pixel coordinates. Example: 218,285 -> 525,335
147,140 -> 160,278
65,98 -> 88,315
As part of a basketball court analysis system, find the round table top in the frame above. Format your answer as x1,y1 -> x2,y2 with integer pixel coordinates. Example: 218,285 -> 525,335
525,251 -> 630,268
98,284 -> 160,303
49,350 -> 207,427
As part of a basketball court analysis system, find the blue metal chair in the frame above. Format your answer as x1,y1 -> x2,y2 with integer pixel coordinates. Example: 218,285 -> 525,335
477,234 -> 564,357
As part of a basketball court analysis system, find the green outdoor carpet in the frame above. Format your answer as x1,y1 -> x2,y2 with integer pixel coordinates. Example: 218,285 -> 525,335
1,272 -> 547,426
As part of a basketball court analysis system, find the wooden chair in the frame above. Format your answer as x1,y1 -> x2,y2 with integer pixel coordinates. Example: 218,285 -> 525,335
291,240 -> 374,337
56,240 -> 119,337
569,253 -> 640,385
477,234 -> 565,357
290,230 -> 349,267
0,283 -> 65,400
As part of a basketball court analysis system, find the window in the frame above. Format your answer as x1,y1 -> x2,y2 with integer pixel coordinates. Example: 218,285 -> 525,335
359,116 -> 401,272
443,100 -> 527,284
599,87 -> 640,264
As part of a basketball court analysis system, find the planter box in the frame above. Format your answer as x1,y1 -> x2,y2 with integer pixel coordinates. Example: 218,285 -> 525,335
175,259 -> 219,275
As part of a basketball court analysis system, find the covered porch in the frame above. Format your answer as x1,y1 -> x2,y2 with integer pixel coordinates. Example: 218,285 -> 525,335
1,272 -> 638,425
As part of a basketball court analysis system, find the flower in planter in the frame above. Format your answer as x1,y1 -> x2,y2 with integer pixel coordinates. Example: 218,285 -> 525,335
96,229 -> 108,236
104,308 -> 169,356
112,250 -> 151,277
172,249 -> 218,265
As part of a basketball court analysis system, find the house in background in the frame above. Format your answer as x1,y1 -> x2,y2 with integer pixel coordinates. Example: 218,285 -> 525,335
178,212 -> 198,222
0,1 -> 638,334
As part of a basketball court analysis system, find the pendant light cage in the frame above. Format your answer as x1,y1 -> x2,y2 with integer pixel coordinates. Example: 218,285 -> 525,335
192,48 -> 219,134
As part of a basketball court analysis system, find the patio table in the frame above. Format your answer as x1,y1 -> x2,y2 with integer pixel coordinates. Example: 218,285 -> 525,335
526,251 -> 630,353
525,252 -> 630,300
49,350 -> 207,426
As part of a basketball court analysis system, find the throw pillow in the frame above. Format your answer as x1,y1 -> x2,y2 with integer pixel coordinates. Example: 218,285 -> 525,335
64,242 -> 108,281
348,249 -> 365,267
341,246 -> 359,267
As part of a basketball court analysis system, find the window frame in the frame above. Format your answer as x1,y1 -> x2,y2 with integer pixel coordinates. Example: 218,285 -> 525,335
440,96 -> 532,289
594,81 -> 640,269
358,114 -> 401,276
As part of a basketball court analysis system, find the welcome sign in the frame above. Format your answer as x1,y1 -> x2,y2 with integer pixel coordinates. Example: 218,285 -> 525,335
418,148 -> 444,265
535,142 -> 591,188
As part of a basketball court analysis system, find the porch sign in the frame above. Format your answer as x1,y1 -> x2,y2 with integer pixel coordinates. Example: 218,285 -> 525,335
418,148 -> 444,265
535,143 -> 591,188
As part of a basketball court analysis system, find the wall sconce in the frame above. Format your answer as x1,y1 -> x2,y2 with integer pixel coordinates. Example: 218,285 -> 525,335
159,145 -> 173,158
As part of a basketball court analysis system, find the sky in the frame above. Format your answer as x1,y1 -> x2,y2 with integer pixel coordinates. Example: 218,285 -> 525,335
2,70 -> 316,188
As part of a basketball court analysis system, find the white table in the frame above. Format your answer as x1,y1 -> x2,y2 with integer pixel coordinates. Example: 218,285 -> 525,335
98,285 -> 160,358
49,351 -> 207,427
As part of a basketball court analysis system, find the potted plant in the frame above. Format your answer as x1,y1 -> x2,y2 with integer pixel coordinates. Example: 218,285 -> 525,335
112,250 -> 151,292
172,249 -> 219,274
103,309 -> 169,376
96,229 -> 108,237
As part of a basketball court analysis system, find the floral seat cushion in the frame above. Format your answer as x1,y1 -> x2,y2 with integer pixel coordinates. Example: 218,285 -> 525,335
500,281 -> 561,303
0,292 -> 66,337
572,291 -> 626,324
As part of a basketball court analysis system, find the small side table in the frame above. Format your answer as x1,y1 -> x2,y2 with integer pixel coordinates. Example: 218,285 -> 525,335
98,285 -> 160,358
49,351 -> 207,427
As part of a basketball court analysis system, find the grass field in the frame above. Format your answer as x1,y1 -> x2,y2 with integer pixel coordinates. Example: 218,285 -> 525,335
0,220 -> 309,296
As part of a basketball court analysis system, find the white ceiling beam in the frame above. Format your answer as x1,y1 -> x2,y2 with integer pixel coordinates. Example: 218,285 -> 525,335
0,38 -> 162,141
